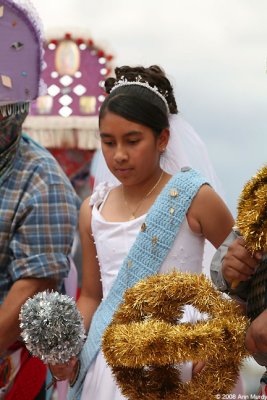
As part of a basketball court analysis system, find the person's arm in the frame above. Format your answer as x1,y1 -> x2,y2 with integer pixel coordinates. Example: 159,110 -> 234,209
2,182 -> 78,351
0,277 -> 58,352
210,230 -> 236,292
76,197 -> 103,332
10,183 -> 78,283
187,184 -> 234,249
210,230 -> 262,300
221,236 -> 261,285
49,197 -> 103,382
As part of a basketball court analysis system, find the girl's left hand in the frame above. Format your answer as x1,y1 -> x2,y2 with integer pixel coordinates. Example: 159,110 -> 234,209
192,360 -> 205,376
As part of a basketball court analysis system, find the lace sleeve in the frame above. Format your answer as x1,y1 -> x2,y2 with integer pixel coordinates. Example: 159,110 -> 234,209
89,182 -> 115,207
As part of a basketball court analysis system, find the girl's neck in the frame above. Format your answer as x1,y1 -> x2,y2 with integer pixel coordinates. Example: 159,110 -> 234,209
121,170 -> 171,221
121,169 -> 165,199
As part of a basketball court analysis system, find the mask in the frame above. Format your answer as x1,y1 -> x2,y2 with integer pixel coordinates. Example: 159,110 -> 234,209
0,109 -> 27,182
0,109 -> 27,153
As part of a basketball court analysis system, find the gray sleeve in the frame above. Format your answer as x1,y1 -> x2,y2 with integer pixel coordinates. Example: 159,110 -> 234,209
210,230 -> 250,300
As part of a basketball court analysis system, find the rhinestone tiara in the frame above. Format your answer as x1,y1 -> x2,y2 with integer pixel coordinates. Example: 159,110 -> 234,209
109,76 -> 170,113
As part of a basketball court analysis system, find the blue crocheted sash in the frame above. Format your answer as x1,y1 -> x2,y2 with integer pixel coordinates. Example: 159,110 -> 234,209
68,168 -> 208,400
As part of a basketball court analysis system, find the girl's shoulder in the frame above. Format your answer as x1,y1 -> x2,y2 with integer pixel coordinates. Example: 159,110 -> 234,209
89,181 -> 116,207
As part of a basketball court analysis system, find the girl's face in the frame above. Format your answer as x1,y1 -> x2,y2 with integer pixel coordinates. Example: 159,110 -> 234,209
99,111 -> 169,185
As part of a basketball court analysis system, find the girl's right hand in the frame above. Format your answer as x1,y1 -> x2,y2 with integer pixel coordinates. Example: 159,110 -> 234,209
49,356 -> 78,382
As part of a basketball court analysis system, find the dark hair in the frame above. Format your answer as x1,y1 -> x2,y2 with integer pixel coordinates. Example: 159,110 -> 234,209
99,65 -> 178,136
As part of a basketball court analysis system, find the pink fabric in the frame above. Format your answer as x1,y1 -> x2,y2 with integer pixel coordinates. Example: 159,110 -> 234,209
56,380 -> 69,400
64,256 -> 78,299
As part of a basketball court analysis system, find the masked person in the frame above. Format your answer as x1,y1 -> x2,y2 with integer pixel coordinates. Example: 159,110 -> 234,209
0,1 -> 79,398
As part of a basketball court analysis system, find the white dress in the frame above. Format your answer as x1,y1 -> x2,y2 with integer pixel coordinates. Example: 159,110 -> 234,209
80,183 -> 244,398
81,182 -> 206,400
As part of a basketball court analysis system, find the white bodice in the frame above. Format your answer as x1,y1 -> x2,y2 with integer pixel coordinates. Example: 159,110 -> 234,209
90,182 -> 205,299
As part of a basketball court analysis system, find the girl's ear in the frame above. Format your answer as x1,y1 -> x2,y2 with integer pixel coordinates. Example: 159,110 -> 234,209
158,128 -> 170,152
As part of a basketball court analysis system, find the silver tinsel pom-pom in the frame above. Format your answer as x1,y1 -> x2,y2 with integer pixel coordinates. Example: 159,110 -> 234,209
19,291 -> 86,365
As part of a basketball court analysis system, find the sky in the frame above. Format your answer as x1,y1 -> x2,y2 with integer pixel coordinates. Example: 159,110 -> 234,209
33,0 -> 267,216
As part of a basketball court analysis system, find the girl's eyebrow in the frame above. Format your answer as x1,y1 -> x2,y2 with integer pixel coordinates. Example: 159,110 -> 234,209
99,133 -> 113,138
100,131 -> 143,138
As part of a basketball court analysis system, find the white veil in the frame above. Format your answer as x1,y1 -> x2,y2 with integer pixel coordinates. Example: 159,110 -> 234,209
92,113 -> 224,276
162,114 -> 224,276
161,114 -> 224,197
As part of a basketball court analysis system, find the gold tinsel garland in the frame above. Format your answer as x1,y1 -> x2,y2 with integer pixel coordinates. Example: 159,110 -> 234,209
236,164 -> 267,253
102,272 -> 249,400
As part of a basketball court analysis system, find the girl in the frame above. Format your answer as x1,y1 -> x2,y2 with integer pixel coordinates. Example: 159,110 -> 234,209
50,65 -> 240,399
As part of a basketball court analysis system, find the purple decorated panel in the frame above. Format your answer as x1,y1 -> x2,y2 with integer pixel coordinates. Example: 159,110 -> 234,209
30,34 -> 113,117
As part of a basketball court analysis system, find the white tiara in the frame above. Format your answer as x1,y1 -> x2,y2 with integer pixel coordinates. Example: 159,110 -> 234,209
110,77 -> 170,113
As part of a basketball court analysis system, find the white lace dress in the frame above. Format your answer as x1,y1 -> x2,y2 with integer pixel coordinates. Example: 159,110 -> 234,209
80,183 -> 241,399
